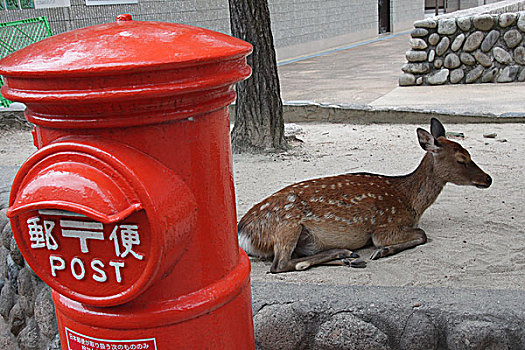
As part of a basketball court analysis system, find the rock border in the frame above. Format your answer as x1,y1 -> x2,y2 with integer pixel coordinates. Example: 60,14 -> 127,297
252,282 -> 525,350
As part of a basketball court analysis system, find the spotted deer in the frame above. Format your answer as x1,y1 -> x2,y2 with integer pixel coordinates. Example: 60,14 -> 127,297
238,118 -> 492,273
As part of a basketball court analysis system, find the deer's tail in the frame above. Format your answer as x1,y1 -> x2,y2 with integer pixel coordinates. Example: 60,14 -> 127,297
237,212 -> 274,258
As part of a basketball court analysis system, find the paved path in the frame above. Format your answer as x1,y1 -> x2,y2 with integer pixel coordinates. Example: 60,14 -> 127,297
278,32 -> 525,116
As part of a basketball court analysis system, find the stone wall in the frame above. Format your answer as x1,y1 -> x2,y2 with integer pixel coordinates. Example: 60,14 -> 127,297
0,210 -> 59,350
400,1 -> 525,86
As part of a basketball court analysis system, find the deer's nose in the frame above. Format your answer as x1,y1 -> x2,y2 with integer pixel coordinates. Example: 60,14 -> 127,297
485,175 -> 492,187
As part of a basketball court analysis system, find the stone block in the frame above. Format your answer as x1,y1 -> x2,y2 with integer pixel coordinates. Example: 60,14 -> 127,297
514,46 -> 525,64
466,65 -> 484,83
451,34 -> 465,52
254,304 -> 307,350
518,67 -> 525,81
474,50 -> 494,67
481,30 -> 500,52
34,287 -> 57,339
464,31 -> 485,52
9,237 -> 24,268
428,33 -> 440,46
0,283 -> 15,320
473,14 -> 495,31
450,68 -> 464,84
503,30 -> 522,49
428,50 -> 436,62
499,13 -> 517,27
313,313 -> 390,350
398,312 -> 438,350
518,12 -> 525,32
411,28 -> 428,38
1,222 -> 12,250
497,65 -> 519,82
0,319 -> 17,350
493,47 -> 513,64
414,18 -> 437,29
434,58 -> 443,69
399,73 -> 416,86
426,69 -> 449,85
436,37 -> 450,56
460,52 -> 476,66
409,38 -> 428,50
438,19 -> 457,35
482,68 -> 499,83
444,53 -> 461,69
457,16 -> 472,31
17,317 -> 39,350
8,302 -> 24,336
402,62 -> 430,74
406,50 -> 428,62
447,320 -> 510,350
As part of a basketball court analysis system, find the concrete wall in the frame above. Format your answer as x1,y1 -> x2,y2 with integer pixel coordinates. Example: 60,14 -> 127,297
393,0 -> 426,33
1,0 -> 425,61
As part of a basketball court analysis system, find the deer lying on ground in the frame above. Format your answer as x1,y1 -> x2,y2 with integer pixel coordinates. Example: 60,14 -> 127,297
238,118 -> 492,273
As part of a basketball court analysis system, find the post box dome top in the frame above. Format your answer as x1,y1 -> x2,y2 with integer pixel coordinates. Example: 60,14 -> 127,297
0,15 -> 252,77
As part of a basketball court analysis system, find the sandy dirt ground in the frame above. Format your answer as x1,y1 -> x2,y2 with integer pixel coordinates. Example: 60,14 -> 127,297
1,122 -> 524,290
233,122 -> 524,291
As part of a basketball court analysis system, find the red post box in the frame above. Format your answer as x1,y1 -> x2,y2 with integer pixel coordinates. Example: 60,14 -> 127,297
0,14 -> 254,349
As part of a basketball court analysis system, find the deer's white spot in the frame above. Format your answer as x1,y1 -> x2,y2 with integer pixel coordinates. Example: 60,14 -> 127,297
386,180 -> 391,184
330,184 -> 336,189
324,213 -> 334,219
310,197 -> 319,203
287,195 -> 297,202
285,214 -> 292,219
260,203 -> 270,211
387,217 -> 393,223
321,185 -> 327,189
337,183 -> 343,188
284,203 -> 294,210
378,195 -> 384,200
391,207 -> 396,214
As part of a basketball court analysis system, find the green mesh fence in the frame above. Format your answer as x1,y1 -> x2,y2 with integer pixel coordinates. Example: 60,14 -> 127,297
0,16 -> 52,107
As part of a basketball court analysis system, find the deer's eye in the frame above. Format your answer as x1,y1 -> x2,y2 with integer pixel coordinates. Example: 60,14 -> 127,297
457,159 -> 468,166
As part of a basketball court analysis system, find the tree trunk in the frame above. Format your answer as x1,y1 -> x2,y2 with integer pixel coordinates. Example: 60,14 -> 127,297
228,0 -> 287,153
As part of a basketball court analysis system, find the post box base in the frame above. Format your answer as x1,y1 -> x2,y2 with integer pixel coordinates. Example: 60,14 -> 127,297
53,251 -> 255,349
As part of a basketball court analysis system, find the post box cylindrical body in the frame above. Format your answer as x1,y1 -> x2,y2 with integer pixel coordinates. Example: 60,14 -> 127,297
0,15 -> 254,349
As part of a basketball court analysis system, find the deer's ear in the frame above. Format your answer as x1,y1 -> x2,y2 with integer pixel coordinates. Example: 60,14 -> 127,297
430,118 -> 446,139
417,128 -> 441,153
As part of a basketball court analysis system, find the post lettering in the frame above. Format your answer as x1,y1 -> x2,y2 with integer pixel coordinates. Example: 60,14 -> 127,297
71,257 -> 86,280
91,259 -> 107,283
109,261 -> 125,283
49,255 -> 66,277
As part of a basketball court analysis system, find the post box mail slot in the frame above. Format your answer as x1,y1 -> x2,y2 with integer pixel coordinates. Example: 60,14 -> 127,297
7,138 -> 197,307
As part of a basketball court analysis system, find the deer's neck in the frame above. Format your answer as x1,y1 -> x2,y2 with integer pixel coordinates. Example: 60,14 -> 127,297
400,152 -> 446,218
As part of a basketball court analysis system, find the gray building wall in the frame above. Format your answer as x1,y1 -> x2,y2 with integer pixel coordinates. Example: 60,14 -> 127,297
393,0 -> 425,32
1,0 -> 424,65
